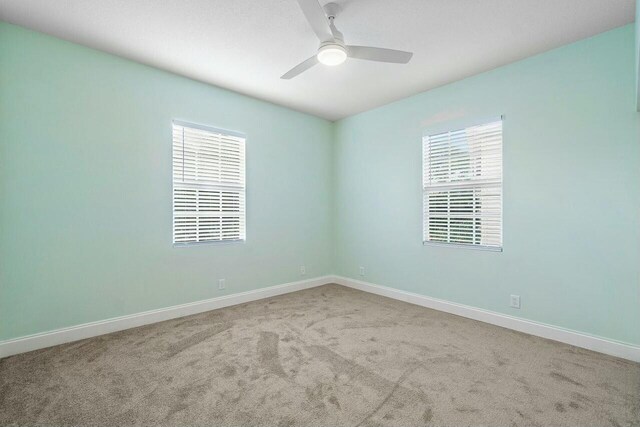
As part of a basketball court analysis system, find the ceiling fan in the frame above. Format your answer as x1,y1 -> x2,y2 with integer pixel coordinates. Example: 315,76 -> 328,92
281,0 -> 413,79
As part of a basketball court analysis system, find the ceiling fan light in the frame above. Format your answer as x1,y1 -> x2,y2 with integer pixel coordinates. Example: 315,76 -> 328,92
317,44 -> 347,66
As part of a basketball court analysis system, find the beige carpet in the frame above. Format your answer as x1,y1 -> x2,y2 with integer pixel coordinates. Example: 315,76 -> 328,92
0,284 -> 638,427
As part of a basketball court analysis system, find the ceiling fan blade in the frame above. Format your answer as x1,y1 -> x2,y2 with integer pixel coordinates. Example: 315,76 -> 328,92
347,46 -> 413,64
296,0 -> 333,42
281,55 -> 319,79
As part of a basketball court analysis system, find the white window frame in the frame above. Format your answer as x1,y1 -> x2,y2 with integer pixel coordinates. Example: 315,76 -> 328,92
172,120 -> 246,246
422,117 -> 503,252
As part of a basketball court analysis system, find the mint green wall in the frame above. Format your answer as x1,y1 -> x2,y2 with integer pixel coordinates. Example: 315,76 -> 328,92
2,22 -> 638,346
333,25 -> 640,345
0,23 -> 333,341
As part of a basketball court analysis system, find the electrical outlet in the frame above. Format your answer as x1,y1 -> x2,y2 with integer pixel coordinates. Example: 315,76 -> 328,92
510,294 -> 521,309
218,279 -> 226,290
300,265 -> 306,276
359,266 -> 365,276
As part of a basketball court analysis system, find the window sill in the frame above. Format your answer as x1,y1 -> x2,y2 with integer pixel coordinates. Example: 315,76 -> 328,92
423,241 -> 502,252
173,239 -> 245,248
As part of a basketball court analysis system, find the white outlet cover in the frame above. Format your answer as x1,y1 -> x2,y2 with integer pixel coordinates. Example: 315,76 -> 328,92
359,266 -> 365,276
300,266 -> 306,275
510,295 -> 521,309
218,279 -> 226,290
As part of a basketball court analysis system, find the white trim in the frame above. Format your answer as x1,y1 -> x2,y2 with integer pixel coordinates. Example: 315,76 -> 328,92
332,275 -> 640,363
422,240 -> 503,252
421,114 -> 504,137
0,276 -> 332,359
172,119 -> 246,139
2,275 -> 638,363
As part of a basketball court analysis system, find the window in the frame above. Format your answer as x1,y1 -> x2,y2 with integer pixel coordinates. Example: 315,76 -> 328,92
172,121 -> 246,244
422,118 -> 503,250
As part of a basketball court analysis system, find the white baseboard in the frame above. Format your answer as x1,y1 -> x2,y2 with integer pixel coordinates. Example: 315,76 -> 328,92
332,275 -> 640,363
3,275 -> 638,363
0,275 -> 332,359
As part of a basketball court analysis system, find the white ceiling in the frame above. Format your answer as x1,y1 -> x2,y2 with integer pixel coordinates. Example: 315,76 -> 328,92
0,0 -> 635,121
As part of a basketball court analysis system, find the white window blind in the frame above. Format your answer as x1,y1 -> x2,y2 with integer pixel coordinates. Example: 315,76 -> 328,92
172,122 -> 246,244
422,119 -> 503,250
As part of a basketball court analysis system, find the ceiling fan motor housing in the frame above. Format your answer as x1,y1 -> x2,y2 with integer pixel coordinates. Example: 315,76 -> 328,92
317,42 -> 347,66
323,2 -> 341,20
